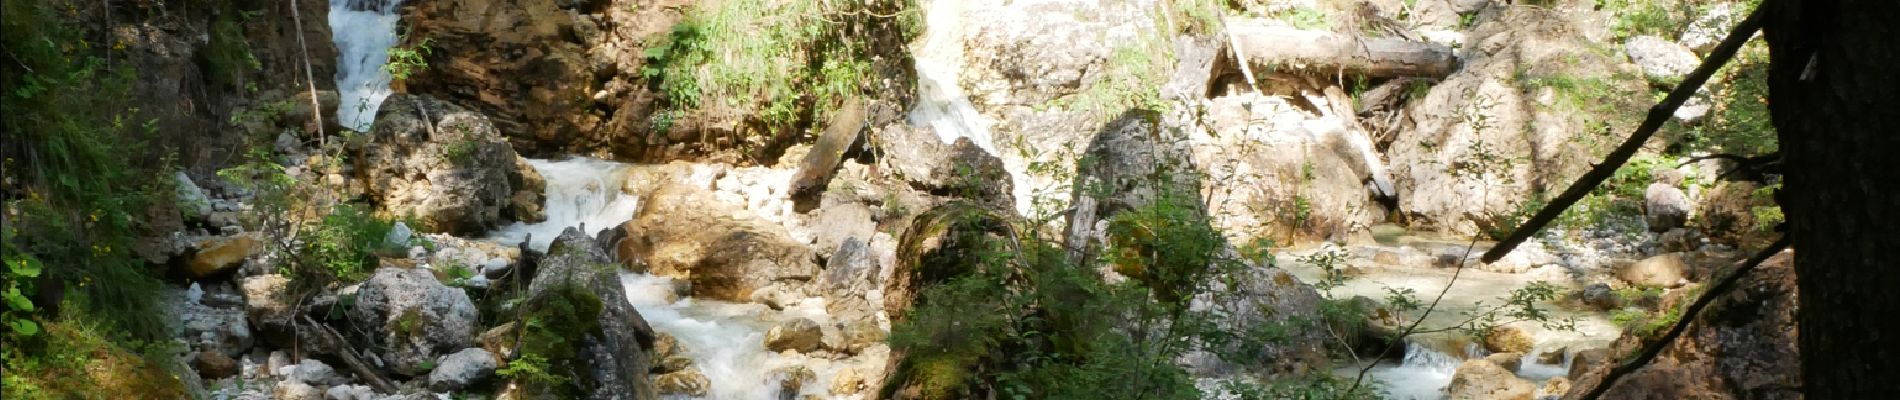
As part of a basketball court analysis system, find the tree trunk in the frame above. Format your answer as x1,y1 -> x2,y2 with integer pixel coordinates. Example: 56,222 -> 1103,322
1762,0 -> 1900,398
1225,21 -> 1457,78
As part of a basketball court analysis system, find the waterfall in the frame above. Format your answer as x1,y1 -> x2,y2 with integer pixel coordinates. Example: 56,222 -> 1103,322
329,0 -> 405,131
908,0 -> 997,154
1366,341 -> 1468,400
489,158 -> 642,252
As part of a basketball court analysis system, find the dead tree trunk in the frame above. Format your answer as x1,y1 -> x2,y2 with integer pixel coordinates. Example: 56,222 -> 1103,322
1225,21 -> 1457,79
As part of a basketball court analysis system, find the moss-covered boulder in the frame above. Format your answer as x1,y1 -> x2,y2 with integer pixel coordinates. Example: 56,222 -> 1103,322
505,228 -> 656,399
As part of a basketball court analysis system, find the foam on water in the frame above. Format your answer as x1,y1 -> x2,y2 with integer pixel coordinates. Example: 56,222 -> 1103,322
489,158 -> 641,252
1364,342 -> 1468,400
329,0 -> 404,131
622,273 -> 848,399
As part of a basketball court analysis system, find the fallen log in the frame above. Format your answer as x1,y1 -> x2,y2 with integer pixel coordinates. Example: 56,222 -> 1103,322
790,98 -> 868,210
1226,21 -> 1457,78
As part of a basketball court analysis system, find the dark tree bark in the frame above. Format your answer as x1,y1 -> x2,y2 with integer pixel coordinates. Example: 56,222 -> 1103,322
1762,0 -> 1900,398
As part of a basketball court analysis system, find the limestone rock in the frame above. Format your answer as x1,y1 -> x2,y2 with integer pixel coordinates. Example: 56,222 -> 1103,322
1621,253 -> 1688,288
1447,359 -> 1536,400
176,291 -> 253,357
240,274 -> 295,336
187,234 -> 260,279
347,267 -> 479,375
1679,4 -> 1737,54
619,182 -> 819,301
1485,325 -> 1535,354
286,359 -> 344,386
1625,36 -> 1700,82
654,368 -> 709,396
520,228 -> 657,399
273,381 -> 322,400
1485,352 -> 1524,373
428,348 -> 498,391
870,124 -> 1015,211
352,94 -> 542,235
1579,283 -> 1620,311
324,385 -> 377,400
830,367 -> 864,395
1645,183 -> 1693,232
765,318 -> 824,353
175,171 -> 213,220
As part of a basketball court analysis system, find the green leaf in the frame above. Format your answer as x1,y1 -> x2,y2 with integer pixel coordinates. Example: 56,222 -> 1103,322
4,287 -> 33,312
8,256 -> 41,278
8,319 -> 39,336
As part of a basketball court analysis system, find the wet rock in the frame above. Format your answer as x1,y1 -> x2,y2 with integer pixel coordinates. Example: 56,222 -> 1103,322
621,182 -> 820,301
654,368 -> 710,396
187,234 -> 261,279
1645,182 -> 1692,232
429,348 -> 498,391
1486,352 -> 1524,373
1568,348 -> 1612,381
348,267 -> 479,375
830,367 -> 864,395
352,94 -> 542,235
1565,251 -> 1799,399
773,365 -> 816,393
1538,348 -> 1567,365
519,228 -> 657,399
1447,359 -> 1536,400
765,318 -> 824,353
510,156 -> 548,223
1485,325 -> 1535,354
192,351 -> 239,380
1621,253 -> 1688,288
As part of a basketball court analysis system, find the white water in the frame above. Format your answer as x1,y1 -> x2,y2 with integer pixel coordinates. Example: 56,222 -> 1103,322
490,158 -> 642,252
329,0 -> 405,131
908,0 -> 997,154
490,157 -> 847,399
1362,342 -> 1469,400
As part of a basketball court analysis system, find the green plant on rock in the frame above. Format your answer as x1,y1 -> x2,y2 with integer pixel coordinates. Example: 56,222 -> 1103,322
384,35 -> 434,82
508,281 -> 604,397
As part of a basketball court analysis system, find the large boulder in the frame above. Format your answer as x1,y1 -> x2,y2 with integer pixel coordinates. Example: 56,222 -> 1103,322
1620,253 -> 1689,288
764,318 -> 824,353
347,267 -> 479,376
353,94 -> 543,235
870,124 -> 1015,211
186,233 -> 261,279
513,228 -> 656,399
428,348 -> 498,391
1625,36 -> 1701,83
1189,93 -> 1384,244
1064,110 -> 1203,264
1565,251 -> 1800,400
1386,8 -> 1650,235
1645,182 -> 1693,232
617,182 -> 819,302
1447,358 -> 1537,400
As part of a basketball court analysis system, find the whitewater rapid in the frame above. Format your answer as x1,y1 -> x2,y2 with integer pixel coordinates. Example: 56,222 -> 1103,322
329,0 -> 404,131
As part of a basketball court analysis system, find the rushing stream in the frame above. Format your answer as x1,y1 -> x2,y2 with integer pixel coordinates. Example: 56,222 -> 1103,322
489,158 -> 851,399
329,0 -> 404,131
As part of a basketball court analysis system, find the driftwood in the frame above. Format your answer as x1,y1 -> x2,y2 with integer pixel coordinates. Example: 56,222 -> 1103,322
298,316 -> 400,394
1226,21 -> 1457,78
790,98 -> 869,209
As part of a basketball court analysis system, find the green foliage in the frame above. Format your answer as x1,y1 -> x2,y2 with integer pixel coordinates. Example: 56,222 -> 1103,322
1687,41 -> 1777,156
1276,7 -> 1332,30
204,4 -> 262,88
2,0 -> 170,350
1053,33 -> 1175,118
509,282 -> 604,396
640,0 -> 918,145
497,353 -> 567,388
384,36 -> 434,82
300,204 -> 399,283
1600,0 -> 1696,40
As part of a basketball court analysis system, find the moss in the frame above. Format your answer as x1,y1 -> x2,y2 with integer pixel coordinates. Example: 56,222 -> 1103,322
2,322 -> 188,400
511,282 -> 605,397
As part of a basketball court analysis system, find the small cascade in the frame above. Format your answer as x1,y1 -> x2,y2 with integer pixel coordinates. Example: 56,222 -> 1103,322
329,0 -> 405,131
489,158 -> 641,252
908,0 -> 997,154
1366,340 -> 1469,400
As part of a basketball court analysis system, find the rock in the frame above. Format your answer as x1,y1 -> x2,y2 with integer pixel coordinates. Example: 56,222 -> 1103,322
510,156 -> 548,223
1194,94 -> 1385,242
1568,348 -> 1612,381
830,367 -> 864,395
870,124 -> 1015,210
518,228 -> 657,399
1446,359 -> 1536,400
176,291 -> 253,357
1678,4 -> 1737,54
1485,325 -> 1535,354
809,203 -> 876,260
175,171 -> 213,220
384,221 -> 414,248
428,348 -> 498,391
324,385 -> 377,400
1541,377 -> 1572,398
1645,183 -> 1692,232
347,267 -> 479,375
268,351 -> 293,376
1565,251 -> 1799,399
1621,253 -> 1689,288
1485,352 -> 1523,373
192,351 -> 239,380
287,359 -> 344,386
1579,283 -> 1620,310
653,368 -> 709,396
1538,348 -> 1567,365
1064,110 -> 1204,264
1625,36 -> 1700,83
772,365 -> 816,393
187,234 -> 260,279
819,237 -> 882,324
619,182 -> 819,301
1183,254 -> 1329,375
273,381 -> 323,400
836,319 -> 887,355
883,202 -> 1021,322
1388,8 -> 1647,236
352,94 -> 542,235
765,318 -> 823,353
240,274 -> 295,339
